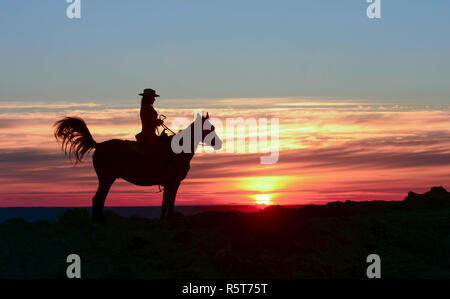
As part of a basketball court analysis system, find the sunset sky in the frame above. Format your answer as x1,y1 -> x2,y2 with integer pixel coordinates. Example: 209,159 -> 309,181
1,1 -> 449,206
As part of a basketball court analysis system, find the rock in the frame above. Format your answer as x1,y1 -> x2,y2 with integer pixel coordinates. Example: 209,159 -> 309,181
403,186 -> 450,207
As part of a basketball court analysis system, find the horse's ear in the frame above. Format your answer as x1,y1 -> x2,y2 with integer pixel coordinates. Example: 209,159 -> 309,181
206,112 -> 209,119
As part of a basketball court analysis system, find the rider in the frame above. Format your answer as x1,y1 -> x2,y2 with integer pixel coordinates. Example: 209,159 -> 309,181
136,88 -> 164,145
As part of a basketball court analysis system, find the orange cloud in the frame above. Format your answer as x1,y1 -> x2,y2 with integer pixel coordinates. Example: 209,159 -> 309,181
1,99 -> 450,206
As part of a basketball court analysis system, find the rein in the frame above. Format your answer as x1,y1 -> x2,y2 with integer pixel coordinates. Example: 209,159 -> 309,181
158,114 -> 207,148
158,114 -> 176,135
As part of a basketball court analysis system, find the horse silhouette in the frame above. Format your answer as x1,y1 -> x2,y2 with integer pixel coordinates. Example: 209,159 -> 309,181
54,113 -> 222,223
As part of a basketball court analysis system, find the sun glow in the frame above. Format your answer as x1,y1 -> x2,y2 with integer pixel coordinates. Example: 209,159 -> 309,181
255,194 -> 271,205
239,176 -> 292,193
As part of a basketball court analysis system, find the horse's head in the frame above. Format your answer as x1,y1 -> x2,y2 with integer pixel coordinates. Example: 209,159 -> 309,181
199,112 -> 222,150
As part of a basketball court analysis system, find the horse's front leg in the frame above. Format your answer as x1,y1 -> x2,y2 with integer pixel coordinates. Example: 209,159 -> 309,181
160,186 -> 170,220
167,183 -> 180,219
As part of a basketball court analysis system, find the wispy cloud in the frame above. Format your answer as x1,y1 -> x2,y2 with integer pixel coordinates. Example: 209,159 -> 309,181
1,99 -> 450,206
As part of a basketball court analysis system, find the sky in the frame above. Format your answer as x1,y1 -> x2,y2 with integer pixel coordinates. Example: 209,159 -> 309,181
0,1 -> 450,206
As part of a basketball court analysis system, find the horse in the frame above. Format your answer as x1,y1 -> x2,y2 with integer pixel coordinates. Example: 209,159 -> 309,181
54,113 -> 222,223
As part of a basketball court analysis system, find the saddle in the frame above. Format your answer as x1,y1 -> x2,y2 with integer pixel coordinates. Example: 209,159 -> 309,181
132,129 -> 172,159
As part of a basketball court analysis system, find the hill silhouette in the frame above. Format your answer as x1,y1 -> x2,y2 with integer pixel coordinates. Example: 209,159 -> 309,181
404,186 -> 450,207
0,187 -> 449,278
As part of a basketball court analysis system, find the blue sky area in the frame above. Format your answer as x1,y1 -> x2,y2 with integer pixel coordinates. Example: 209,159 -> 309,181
1,0 -> 449,104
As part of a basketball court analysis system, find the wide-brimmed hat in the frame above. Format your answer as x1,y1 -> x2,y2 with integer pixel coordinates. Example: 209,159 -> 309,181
139,88 -> 160,97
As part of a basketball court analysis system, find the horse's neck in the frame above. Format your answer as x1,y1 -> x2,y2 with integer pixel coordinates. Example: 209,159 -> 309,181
174,121 -> 200,159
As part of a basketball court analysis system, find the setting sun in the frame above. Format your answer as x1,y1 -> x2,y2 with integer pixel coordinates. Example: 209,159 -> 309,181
255,194 -> 271,205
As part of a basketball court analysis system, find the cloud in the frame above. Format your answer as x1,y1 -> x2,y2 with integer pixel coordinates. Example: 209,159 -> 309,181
0,102 -> 101,109
1,100 -> 450,206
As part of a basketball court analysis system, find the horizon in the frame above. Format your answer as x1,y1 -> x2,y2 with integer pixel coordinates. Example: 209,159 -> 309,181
0,175 -> 439,208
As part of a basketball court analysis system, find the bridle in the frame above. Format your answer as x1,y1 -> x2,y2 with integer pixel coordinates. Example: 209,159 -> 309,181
157,114 -> 215,148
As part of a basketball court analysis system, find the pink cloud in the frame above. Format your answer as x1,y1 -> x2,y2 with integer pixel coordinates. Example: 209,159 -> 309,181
1,100 -> 450,206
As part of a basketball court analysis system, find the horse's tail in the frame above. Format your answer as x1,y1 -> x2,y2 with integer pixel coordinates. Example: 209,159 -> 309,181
54,116 -> 97,164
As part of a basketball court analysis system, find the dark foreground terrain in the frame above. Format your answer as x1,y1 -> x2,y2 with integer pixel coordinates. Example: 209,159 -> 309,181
1,187 -> 449,279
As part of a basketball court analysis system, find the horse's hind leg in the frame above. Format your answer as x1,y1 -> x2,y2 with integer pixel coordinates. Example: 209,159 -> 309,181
92,177 -> 115,224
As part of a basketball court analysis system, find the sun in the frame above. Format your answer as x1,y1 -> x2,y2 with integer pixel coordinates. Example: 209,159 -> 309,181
255,194 -> 271,205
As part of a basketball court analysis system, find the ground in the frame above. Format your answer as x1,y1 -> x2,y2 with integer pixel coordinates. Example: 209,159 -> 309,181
1,188 -> 450,278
